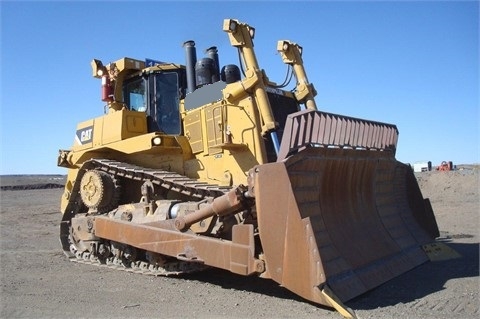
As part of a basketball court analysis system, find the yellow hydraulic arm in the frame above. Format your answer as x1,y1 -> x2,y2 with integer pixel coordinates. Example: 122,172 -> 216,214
277,40 -> 318,110
223,19 -> 281,152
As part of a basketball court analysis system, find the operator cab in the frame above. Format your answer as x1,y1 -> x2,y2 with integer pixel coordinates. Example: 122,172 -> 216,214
123,69 -> 186,135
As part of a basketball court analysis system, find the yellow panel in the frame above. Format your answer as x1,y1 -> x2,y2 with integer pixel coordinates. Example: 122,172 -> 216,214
113,57 -> 145,71
205,104 -> 224,150
184,110 -> 203,154
73,119 -> 95,150
126,115 -> 147,133
102,109 -> 147,144
92,117 -> 104,148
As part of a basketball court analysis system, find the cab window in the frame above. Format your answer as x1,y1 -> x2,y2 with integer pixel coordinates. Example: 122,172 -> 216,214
124,78 -> 146,112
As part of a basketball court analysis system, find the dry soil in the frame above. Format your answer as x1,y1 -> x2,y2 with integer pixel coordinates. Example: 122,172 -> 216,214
0,167 -> 478,319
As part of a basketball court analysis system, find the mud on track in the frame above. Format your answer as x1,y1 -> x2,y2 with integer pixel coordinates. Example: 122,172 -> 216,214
0,169 -> 478,319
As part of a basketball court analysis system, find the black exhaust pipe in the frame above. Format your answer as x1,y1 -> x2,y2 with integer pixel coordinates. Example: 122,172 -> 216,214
183,40 -> 197,94
205,46 -> 220,83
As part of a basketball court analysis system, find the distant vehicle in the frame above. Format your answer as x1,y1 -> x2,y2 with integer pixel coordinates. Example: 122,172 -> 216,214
437,161 -> 454,171
414,161 -> 432,172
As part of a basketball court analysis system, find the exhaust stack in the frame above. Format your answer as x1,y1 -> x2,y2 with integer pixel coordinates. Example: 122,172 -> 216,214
183,40 -> 197,94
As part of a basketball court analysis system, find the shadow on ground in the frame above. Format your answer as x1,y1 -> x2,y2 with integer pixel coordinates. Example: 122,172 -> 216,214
349,242 -> 479,310
182,241 -> 478,310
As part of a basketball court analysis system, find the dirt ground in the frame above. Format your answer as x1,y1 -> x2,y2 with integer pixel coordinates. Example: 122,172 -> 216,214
0,166 -> 478,319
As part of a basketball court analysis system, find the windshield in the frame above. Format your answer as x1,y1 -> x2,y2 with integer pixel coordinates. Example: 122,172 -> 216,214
124,77 -> 146,112
123,72 -> 181,135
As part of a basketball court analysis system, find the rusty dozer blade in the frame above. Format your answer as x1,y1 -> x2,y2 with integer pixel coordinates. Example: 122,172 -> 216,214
252,110 -> 439,308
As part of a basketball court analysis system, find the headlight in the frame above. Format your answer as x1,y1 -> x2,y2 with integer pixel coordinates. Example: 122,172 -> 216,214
229,20 -> 238,32
152,136 -> 162,146
249,27 -> 255,39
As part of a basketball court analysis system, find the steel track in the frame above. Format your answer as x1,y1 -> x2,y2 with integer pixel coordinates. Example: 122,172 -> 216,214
62,159 -> 231,276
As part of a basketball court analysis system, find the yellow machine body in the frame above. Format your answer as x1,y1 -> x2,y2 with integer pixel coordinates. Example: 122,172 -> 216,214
57,19 -> 439,317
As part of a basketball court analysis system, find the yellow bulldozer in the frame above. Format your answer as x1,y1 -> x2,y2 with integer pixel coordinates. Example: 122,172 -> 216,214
57,19 -> 440,317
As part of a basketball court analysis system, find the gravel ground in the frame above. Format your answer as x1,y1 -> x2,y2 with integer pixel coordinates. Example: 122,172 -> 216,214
0,167 -> 478,319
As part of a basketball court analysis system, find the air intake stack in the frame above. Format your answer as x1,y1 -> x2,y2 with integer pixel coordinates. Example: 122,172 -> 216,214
206,46 -> 220,82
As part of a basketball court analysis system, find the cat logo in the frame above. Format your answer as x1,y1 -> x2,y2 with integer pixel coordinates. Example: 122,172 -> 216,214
75,126 -> 94,145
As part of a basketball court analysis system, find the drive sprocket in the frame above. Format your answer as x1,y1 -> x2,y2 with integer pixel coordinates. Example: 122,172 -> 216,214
79,169 -> 119,213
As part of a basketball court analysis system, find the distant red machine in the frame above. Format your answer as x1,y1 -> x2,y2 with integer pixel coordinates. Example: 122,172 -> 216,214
437,161 -> 453,171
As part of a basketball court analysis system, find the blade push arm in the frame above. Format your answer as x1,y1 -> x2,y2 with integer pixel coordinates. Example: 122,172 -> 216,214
223,19 -> 277,136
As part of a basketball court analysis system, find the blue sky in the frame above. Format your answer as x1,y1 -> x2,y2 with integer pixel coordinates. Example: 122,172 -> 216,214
1,0 -> 478,174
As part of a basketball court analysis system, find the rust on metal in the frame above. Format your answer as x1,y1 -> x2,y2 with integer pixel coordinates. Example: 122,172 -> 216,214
253,146 -> 437,304
174,185 -> 250,231
94,217 -> 262,276
63,148 -> 438,311
277,109 -> 399,161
